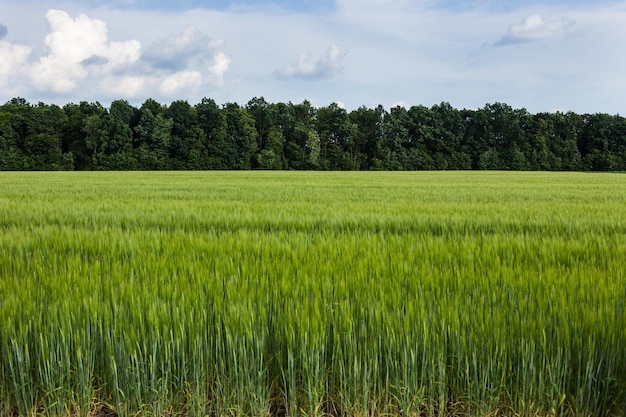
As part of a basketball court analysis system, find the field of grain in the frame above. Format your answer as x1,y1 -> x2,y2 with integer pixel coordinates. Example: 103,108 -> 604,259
0,171 -> 625,417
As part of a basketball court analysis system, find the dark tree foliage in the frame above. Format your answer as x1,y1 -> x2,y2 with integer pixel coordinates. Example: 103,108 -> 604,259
1,97 -> 625,171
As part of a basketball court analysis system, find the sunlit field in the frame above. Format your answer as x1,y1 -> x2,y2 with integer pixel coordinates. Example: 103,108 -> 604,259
1,171 -> 625,417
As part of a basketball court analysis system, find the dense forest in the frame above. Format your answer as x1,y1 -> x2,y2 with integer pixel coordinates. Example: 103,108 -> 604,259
1,97 -> 625,171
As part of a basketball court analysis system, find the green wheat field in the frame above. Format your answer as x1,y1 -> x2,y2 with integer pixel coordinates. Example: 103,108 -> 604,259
1,171 -> 625,417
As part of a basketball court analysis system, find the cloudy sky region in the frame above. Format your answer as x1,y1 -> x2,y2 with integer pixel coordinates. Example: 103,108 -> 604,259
0,0 -> 625,113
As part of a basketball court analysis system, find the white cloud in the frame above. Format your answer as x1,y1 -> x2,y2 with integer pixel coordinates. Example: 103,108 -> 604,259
496,14 -> 576,45
98,71 -> 204,99
207,52 -> 231,86
0,1 -> 624,113
17,10 -> 229,103
98,74 -> 147,97
159,71 -> 203,95
142,26 -> 222,71
104,40 -> 142,71
29,9 -> 140,93
0,40 -> 31,87
276,44 -> 346,80
390,101 -> 408,109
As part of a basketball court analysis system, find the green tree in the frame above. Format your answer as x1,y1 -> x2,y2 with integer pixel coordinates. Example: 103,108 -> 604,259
379,106 -> 410,170
9,102 -> 67,170
195,98 -> 233,169
246,97 -> 274,153
85,114 -> 136,170
526,115 -> 552,170
304,129 -> 320,168
478,148 -> 502,170
349,105 -> 384,169
134,102 -> 173,170
186,125 -> 210,170
62,102 -> 107,170
429,102 -> 469,169
283,101 -> 318,170
549,112 -> 582,170
223,103 -> 258,169
257,126 -> 285,169
166,100 -> 196,169
0,104 -> 26,169
316,103 -> 357,170
579,113 -> 626,171
110,99 -> 137,126
481,103 -> 528,169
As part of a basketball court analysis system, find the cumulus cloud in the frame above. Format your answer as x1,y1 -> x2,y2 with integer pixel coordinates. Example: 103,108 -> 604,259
391,101 -> 409,109
98,74 -> 147,98
82,55 -> 109,67
0,40 -> 32,87
21,10 -> 226,100
106,26 -> 230,97
160,71 -> 203,95
29,9 -> 140,93
276,44 -> 346,80
98,70 -> 205,99
496,14 -> 576,46
142,26 -> 222,71
207,52 -> 231,86
0,22 -> 33,93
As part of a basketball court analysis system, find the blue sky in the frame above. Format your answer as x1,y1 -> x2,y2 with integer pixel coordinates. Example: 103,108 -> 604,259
1,0 -> 625,113
61,0 -> 336,13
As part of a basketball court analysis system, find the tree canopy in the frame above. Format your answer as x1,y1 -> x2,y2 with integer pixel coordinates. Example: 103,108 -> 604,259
1,97 -> 625,171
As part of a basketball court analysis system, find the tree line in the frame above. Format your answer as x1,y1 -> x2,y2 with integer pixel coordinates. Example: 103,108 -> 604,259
1,97 -> 625,171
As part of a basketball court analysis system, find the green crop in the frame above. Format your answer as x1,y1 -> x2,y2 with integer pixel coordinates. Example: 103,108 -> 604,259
0,171 -> 625,416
